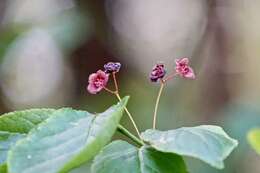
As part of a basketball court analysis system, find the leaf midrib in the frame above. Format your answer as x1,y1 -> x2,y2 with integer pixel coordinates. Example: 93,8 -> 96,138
138,147 -> 161,173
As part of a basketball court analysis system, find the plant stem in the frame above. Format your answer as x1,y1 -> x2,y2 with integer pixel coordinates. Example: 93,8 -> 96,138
153,81 -> 165,129
106,73 -> 142,139
163,72 -> 177,82
115,93 -> 142,139
104,87 -> 116,94
112,72 -> 119,92
117,125 -> 144,146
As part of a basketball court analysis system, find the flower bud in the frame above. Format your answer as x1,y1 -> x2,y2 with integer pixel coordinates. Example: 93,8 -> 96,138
104,62 -> 121,73
150,63 -> 166,82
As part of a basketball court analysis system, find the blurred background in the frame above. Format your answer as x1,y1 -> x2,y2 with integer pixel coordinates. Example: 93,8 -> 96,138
0,0 -> 260,172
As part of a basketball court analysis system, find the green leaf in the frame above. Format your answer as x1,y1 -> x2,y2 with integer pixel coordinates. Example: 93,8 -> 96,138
248,128 -> 260,155
0,131 -> 25,165
141,125 -> 238,169
69,161 -> 92,173
92,140 -> 188,173
0,109 -> 56,169
8,97 -> 129,173
0,109 -> 56,133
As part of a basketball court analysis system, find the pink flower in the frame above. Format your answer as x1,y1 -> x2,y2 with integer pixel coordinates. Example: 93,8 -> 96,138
175,58 -> 195,79
87,70 -> 109,94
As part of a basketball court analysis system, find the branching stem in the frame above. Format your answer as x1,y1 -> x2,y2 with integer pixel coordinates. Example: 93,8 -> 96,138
115,93 -> 141,139
104,73 -> 142,140
117,125 -> 144,146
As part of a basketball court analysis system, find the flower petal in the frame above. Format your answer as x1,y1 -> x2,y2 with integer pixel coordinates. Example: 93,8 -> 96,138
184,67 -> 196,79
89,73 -> 97,82
87,84 -> 98,94
175,58 -> 189,66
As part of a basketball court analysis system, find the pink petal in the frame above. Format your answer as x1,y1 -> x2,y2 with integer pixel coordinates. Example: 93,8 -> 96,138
96,70 -> 105,74
175,66 -> 182,74
183,67 -> 196,79
87,84 -> 98,94
96,70 -> 109,84
176,58 -> 189,66
88,73 -> 97,82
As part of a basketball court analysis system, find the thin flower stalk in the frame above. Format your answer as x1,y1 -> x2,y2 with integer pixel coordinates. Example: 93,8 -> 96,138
153,80 -> 165,129
112,73 -> 141,139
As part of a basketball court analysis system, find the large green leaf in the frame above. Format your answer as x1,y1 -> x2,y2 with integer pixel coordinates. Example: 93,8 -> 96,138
8,97 -> 129,173
0,132 -> 25,165
0,109 -> 56,170
91,140 -> 188,173
0,109 -> 56,133
69,161 -> 92,173
248,128 -> 260,155
141,125 -> 238,169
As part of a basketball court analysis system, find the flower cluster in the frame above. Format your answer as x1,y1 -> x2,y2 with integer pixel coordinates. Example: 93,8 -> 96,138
87,58 -> 195,94
87,57 -> 196,138
149,57 -> 195,82
87,62 -> 121,94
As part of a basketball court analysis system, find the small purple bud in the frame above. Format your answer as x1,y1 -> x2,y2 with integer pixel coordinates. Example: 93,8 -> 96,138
104,62 -> 121,73
150,63 -> 166,82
